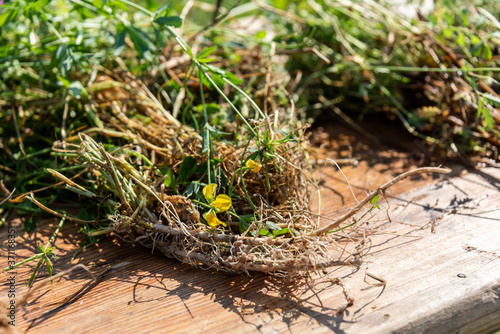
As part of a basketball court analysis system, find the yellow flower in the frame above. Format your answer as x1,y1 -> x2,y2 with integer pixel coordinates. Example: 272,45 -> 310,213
210,194 -> 232,212
201,184 -> 231,227
203,183 -> 217,203
245,159 -> 262,173
203,210 -> 227,228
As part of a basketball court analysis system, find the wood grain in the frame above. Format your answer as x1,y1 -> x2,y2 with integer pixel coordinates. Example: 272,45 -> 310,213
1,127 -> 500,333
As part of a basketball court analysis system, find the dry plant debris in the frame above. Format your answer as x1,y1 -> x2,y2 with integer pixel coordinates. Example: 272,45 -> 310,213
44,71 -> 449,277
0,0 -> 470,286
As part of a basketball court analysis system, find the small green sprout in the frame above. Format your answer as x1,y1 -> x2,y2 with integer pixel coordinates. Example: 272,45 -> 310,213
4,217 -> 65,287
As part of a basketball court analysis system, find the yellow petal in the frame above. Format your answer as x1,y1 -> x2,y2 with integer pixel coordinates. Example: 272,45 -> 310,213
203,183 -> 217,202
203,211 -> 227,228
245,159 -> 262,173
210,194 -> 232,212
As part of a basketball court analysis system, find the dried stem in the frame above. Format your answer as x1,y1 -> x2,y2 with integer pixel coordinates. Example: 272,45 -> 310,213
311,167 -> 451,235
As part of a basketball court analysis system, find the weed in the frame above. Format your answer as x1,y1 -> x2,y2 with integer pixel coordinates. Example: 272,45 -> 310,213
0,0 -> 464,283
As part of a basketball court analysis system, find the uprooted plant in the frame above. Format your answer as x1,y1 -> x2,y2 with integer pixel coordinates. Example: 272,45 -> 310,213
1,0 -> 454,284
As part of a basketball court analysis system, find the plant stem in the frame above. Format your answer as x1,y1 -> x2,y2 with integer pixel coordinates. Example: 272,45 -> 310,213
312,167 -> 451,235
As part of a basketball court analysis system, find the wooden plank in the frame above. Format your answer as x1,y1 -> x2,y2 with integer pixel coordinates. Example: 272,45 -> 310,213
1,157 -> 499,333
341,166 -> 500,333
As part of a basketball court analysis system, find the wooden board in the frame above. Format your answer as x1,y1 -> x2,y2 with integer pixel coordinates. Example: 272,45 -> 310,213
1,127 -> 500,333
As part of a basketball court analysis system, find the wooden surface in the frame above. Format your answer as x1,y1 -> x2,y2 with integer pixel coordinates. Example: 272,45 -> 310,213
1,124 -> 500,333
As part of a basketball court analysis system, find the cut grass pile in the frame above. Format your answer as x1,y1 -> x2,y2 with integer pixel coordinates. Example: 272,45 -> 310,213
0,0 -> 495,283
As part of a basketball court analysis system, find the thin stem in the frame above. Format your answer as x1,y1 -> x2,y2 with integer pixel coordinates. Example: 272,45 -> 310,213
224,78 -> 265,119
311,167 -> 450,235
4,253 -> 44,272
46,217 -> 66,250
28,194 -> 109,224
374,81 -> 438,143
197,64 -> 260,139
239,142 -> 259,217
228,166 -> 254,196
327,206 -> 374,234
199,76 -> 212,184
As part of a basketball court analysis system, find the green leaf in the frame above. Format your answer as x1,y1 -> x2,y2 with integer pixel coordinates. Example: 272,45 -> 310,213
57,76 -> 70,88
197,46 -> 217,59
256,31 -> 267,39
196,68 -> 213,90
196,103 -> 221,114
196,45 -> 217,60
48,250 -> 58,260
456,32 -> 466,47
45,256 -> 53,282
16,200 -> 35,215
442,11 -> 454,26
471,43 -> 483,58
183,181 -> 200,198
470,35 -> 481,45
478,97 -> 494,130
205,65 -> 243,85
222,70 -> 243,85
0,9 -> 19,27
272,227 -> 288,237
163,169 -> 176,188
110,0 -> 128,11
370,194 -> 380,206
211,73 -> 225,88
205,64 -> 225,75
258,228 -> 270,236
197,58 -> 216,63
25,0 -> 50,16
442,28 -> 453,39
92,0 -> 106,9
154,16 -> 183,28
265,221 -> 281,231
428,13 -> 438,26
69,81 -> 88,99
154,3 -> 171,17
239,218 -> 250,234
482,44 -> 492,60
114,25 -> 126,56
53,44 -> 72,77
460,8 -> 469,27
239,214 -> 255,222
481,93 -> 500,106
28,258 -> 44,287
205,124 -> 232,136
178,156 -> 198,182
196,158 -> 221,174
145,0 -> 157,11
125,26 -> 156,61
